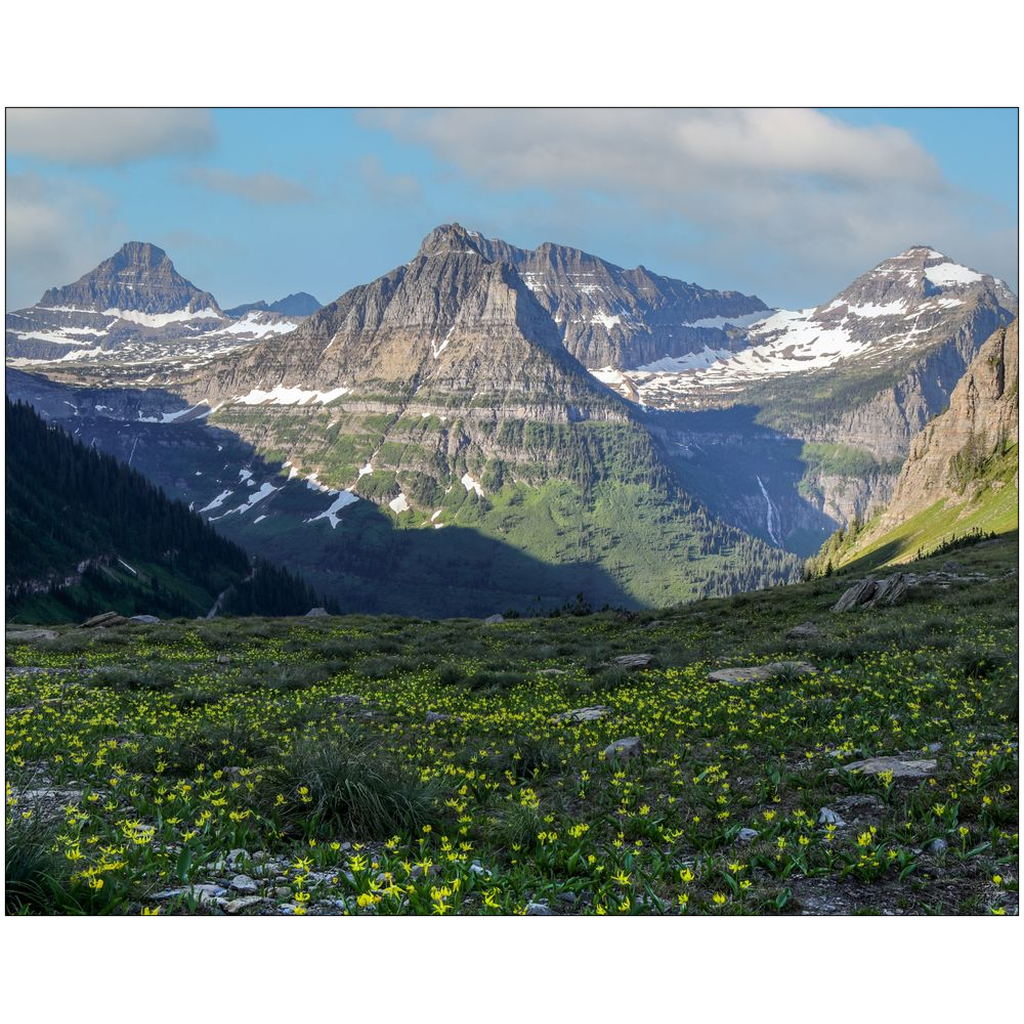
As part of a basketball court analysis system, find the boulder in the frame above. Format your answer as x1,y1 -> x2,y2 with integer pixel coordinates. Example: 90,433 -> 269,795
736,828 -> 759,843
305,607 -> 329,617
708,661 -> 817,685
839,755 -> 937,779
831,580 -> 877,613
80,611 -> 127,628
129,615 -> 160,624
818,807 -> 847,827
610,653 -> 653,670
867,573 -> 909,608
603,736 -> 643,762
552,705 -> 609,723
525,902 -> 555,916
483,614 -> 505,625
785,622 -> 821,641
223,896 -> 264,914
216,653 -> 231,665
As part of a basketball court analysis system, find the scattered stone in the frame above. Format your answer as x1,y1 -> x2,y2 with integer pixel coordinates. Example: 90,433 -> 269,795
223,896 -> 264,914
832,794 -> 885,818
926,838 -> 948,855
537,668 -> 568,676
151,883 -> 227,903
230,874 -> 259,895
525,902 -> 555,916
818,807 -> 847,827
925,742 -> 943,754
839,755 -> 937,779
552,705 -> 609,723
603,736 -> 643,762
80,611 -> 127,629
129,615 -> 160,624
736,828 -> 759,843
274,887 -> 292,900
5,629 -> 57,642
611,653 -> 653,670
216,653 -> 231,665
708,661 -> 817,685
484,614 -> 505,625
305,607 -> 329,617
785,622 -> 821,641
469,860 -> 491,878
328,694 -> 364,709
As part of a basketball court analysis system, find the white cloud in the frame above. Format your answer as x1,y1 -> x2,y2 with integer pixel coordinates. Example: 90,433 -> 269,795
5,174 -> 125,308
184,167 -> 314,205
368,108 -> 1017,301
6,108 -> 215,165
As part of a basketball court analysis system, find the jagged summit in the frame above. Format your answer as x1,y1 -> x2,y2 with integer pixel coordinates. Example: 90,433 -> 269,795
416,223 -> 488,260
39,241 -> 221,315
224,293 -> 322,319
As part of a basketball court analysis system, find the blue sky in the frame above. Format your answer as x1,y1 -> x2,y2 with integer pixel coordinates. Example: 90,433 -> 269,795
6,108 -> 1018,312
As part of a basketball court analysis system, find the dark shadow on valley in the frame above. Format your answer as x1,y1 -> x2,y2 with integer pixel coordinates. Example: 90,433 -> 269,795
5,368 -> 636,618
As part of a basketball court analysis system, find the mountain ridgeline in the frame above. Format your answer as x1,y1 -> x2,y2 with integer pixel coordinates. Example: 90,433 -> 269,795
4,399 -> 336,623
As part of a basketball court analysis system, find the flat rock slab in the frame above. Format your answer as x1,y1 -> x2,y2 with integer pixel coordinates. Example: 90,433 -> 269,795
552,705 -> 609,723
610,654 -> 653,670
6,629 -> 58,642
708,661 -> 817,685
839,756 -> 937,779
785,623 -> 821,641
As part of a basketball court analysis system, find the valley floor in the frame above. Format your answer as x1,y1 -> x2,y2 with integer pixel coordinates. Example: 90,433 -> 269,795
5,538 -> 1018,916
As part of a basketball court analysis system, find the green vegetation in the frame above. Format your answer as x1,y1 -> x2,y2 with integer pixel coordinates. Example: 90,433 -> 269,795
6,539 -> 1017,915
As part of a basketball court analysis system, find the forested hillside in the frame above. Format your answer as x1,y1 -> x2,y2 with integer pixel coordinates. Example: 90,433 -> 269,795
5,400 -> 333,622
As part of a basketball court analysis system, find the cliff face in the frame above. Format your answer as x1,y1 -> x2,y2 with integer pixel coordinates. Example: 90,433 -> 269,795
876,318 -> 1018,529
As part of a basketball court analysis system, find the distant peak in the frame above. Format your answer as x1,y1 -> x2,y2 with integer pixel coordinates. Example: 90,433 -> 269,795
416,223 -> 487,259
111,241 -> 172,267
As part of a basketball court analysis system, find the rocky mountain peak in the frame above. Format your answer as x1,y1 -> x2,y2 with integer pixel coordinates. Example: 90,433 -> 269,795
39,241 -> 221,315
416,223 -> 488,260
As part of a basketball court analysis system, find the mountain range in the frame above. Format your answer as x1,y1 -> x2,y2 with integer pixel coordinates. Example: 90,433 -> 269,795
5,226 -> 1017,617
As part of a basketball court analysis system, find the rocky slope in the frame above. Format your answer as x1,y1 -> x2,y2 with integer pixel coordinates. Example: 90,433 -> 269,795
876,318 -> 1017,530
812,319 -> 1018,570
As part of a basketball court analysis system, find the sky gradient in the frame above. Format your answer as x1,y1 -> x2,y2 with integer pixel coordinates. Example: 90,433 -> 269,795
6,108 -> 1018,313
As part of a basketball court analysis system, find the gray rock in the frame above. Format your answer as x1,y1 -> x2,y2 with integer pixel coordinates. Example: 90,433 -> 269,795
274,886 -> 292,900
552,705 -> 609,723
840,755 -> 937,779
867,573 -> 910,608
832,579 -> 878,613
305,607 -> 329,617
925,742 -> 943,754
785,622 -> 821,641
425,711 -> 449,723
537,668 -> 568,676
223,895 -> 264,914
484,614 -> 505,625
818,807 -> 847,827
230,874 -> 259,895
708,661 -> 817,685
129,615 -> 160,624
80,611 -> 127,628
525,902 -> 555,916
603,736 -> 643,762
832,794 -> 885,817
216,653 -> 231,665
926,838 -> 948,855
611,653 -> 653,670
736,828 -> 760,843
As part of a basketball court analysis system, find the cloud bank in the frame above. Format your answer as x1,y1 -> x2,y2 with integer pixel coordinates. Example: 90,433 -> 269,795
6,108 -> 215,165
184,167 -> 315,205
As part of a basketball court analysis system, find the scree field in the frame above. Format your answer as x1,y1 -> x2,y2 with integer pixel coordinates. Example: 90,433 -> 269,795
5,538 -> 1018,916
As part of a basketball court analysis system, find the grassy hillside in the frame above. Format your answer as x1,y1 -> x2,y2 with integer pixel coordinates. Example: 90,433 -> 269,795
813,443 -> 1018,574
7,536 -> 1016,916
